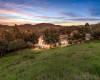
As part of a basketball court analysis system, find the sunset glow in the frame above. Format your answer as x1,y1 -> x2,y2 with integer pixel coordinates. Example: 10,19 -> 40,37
0,0 -> 100,25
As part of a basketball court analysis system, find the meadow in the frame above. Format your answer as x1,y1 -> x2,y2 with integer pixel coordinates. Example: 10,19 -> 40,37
0,41 -> 100,80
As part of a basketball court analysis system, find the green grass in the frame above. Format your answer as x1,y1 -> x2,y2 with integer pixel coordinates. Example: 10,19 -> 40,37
0,41 -> 100,80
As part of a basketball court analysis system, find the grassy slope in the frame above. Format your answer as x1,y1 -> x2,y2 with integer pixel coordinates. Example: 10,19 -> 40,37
0,42 -> 100,80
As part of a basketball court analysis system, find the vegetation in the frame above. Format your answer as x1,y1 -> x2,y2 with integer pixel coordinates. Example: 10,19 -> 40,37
0,40 -> 8,56
92,31 -> 100,39
0,42 -> 100,80
0,25 -> 38,56
69,31 -> 84,44
84,23 -> 91,33
23,32 -> 38,47
7,39 -> 27,52
43,29 -> 59,45
0,23 -> 100,56
0,23 -> 100,79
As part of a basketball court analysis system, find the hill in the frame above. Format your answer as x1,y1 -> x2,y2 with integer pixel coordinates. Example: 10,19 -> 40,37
0,23 -> 84,37
0,41 -> 100,80
0,23 -> 63,35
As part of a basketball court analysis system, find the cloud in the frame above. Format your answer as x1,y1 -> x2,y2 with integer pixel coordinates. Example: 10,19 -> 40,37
0,9 -> 100,25
0,0 -> 49,10
62,12 -> 80,17
65,18 -> 100,21
0,0 -> 51,20
0,9 -> 64,24
0,0 -> 100,25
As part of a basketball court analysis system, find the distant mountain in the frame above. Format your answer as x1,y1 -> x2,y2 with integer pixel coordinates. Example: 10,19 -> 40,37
0,23 -> 93,34
0,23 -> 63,35
15,23 -> 63,33
1,22 -> 100,36
18,23 -> 63,28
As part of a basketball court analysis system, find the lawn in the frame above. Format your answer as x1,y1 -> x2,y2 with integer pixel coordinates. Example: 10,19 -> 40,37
0,41 -> 100,80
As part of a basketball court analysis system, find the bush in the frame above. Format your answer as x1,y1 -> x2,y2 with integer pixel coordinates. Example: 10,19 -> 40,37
71,32 -> 84,40
73,33 -> 83,40
7,39 -> 27,52
26,42 -> 34,48
23,32 -> 38,45
69,32 -> 84,44
92,31 -> 100,40
43,29 -> 59,45
0,40 -> 8,56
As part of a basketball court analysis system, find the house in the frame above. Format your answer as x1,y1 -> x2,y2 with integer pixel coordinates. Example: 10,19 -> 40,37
34,34 -> 69,49
59,35 -> 69,47
34,36 -> 51,49
85,33 -> 92,41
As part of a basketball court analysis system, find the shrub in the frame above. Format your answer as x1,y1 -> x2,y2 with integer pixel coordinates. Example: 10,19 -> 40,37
26,42 -> 34,48
3,30 -> 14,42
0,40 -> 8,56
7,39 -> 27,52
2,26 -> 22,42
69,32 -> 84,44
43,29 -> 59,45
92,31 -> 100,40
23,32 -> 38,45
72,33 -> 83,40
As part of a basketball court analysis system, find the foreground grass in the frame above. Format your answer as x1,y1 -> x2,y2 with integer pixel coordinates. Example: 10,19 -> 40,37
0,41 -> 100,80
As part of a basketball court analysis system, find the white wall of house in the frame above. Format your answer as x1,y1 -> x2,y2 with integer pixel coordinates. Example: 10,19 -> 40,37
35,36 -> 51,49
85,33 -> 91,41
59,35 -> 69,47
38,36 -> 44,48
60,39 -> 69,47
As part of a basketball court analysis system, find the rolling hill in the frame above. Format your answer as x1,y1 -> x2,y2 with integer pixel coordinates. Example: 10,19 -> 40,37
0,41 -> 100,80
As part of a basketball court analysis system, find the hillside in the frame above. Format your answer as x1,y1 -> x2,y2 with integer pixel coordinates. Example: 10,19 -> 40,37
0,23 -> 83,36
0,23 -> 63,35
0,41 -> 100,80
0,23 -> 100,36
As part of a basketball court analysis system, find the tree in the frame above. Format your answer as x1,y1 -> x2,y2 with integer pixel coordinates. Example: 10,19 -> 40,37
85,23 -> 89,27
7,39 -> 27,52
23,32 -> 38,47
2,25 -> 22,42
84,23 -> 92,33
72,33 -> 83,40
92,31 -> 100,40
43,29 -> 59,46
69,31 -> 84,44
12,24 -> 22,39
3,30 -> 14,42
0,40 -> 8,56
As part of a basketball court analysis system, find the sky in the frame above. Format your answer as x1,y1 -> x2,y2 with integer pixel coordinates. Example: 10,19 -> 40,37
0,0 -> 100,25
